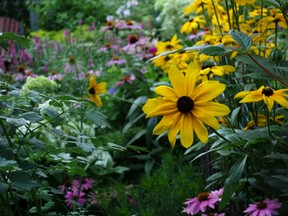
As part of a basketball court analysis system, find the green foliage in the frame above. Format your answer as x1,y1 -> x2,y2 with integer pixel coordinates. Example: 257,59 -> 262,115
22,76 -> 60,93
131,153 -> 204,215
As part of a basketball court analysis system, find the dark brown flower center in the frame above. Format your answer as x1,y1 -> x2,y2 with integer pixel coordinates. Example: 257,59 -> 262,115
177,96 -> 194,113
164,56 -> 171,62
166,44 -> 174,50
197,192 -> 209,201
128,35 -> 138,44
256,201 -> 267,209
89,87 -> 95,95
262,87 -> 274,96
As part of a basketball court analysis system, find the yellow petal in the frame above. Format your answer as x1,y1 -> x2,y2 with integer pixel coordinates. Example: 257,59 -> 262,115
169,64 -> 185,97
192,116 -> 208,143
185,61 -> 200,95
153,112 -> 179,135
142,98 -> 162,115
234,91 -> 250,99
211,66 -> 225,76
263,96 -> 274,110
271,94 -> 288,109
96,82 -> 107,93
199,116 -> 220,130
192,81 -> 226,102
180,113 -> 194,148
239,92 -> 263,103
145,100 -> 177,118
193,102 -> 230,117
168,116 -> 182,147
154,86 -> 178,101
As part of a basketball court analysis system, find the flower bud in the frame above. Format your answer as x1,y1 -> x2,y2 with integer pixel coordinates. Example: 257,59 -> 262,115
269,48 -> 283,63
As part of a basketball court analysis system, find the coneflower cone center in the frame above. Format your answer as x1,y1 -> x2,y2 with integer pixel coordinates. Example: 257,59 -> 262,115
89,87 -> 95,95
177,96 -> 194,113
262,87 -> 273,96
256,201 -> 267,209
197,192 -> 209,201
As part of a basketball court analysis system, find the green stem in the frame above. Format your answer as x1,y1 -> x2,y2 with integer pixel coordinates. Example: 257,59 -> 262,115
230,0 -> 240,31
274,21 -> 278,47
0,119 -> 14,148
211,0 -> 222,34
225,0 -> 232,30
210,127 -> 232,143
201,4 -> 213,35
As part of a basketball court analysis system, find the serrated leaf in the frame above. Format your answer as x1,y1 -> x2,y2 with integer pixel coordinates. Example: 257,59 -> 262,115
229,29 -> 252,50
85,111 -> 110,128
220,155 -> 247,209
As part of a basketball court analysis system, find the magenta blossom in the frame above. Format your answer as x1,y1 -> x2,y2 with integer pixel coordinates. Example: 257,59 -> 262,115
209,188 -> 224,203
64,190 -> 86,209
183,192 -> 217,215
202,214 -> 225,216
243,198 -> 282,216
81,178 -> 95,190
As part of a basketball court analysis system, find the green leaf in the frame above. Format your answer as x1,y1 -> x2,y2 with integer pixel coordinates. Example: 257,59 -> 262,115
85,111 -> 111,128
10,171 -> 39,191
198,45 -> 229,56
20,112 -> 44,122
265,153 -> 288,161
0,181 -> 9,194
6,117 -> 27,126
0,40 -> 10,51
230,107 -> 241,127
229,29 -> 252,50
0,156 -> 17,169
0,32 -> 32,48
0,144 -> 14,160
220,155 -> 247,209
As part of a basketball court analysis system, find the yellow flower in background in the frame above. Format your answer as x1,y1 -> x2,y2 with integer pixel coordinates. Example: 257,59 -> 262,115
156,34 -> 183,55
184,0 -> 223,18
234,86 -> 288,110
243,113 -> 284,130
88,76 -> 107,107
180,16 -> 206,35
257,9 -> 288,31
143,62 -> 230,148
170,51 -> 196,70
234,0 -> 255,5
198,65 -> 236,82
152,54 -> 175,73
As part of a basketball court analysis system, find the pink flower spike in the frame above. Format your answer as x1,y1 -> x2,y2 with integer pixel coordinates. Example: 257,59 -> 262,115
243,198 -> 282,216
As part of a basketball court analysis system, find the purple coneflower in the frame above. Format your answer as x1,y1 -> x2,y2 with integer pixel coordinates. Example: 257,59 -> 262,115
243,198 -> 281,216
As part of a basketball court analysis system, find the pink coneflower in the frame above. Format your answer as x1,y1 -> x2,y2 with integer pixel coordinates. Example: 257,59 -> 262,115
182,192 -> 217,215
81,178 -> 95,190
243,198 -> 282,216
64,56 -> 83,73
209,188 -> 224,203
64,190 -> 86,209
202,213 -> 225,216
106,56 -> 126,66
115,74 -> 136,86
48,73 -> 63,81
115,20 -> 143,30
